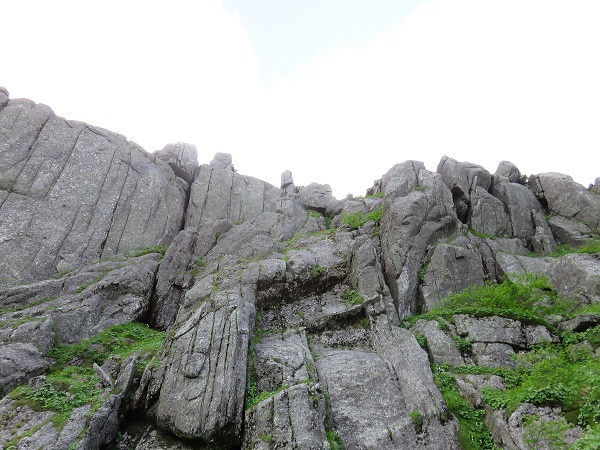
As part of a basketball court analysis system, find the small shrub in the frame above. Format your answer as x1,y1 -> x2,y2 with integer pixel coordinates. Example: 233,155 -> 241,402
342,289 -> 364,305
410,410 -> 424,434
130,245 -> 167,257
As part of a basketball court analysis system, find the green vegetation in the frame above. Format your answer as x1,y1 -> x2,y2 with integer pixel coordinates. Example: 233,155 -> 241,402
341,204 -> 383,230
246,383 -> 291,410
9,323 -> 165,436
0,294 -> 59,315
542,238 -> 600,258
129,245 -> 167,258
311,264 -> 327,277
432,367 -> 495,449
469,229 -> 493,240
404,274 -> 576,330
409,410 -> 424,434
418,261 -> 429,283
74,271 -> 111,294
341,289 -> 364,306
326,430 -> 344,449
415,334 -> 428,351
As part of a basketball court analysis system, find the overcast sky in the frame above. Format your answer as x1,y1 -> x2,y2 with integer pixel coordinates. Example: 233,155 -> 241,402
3,0 -> 599,197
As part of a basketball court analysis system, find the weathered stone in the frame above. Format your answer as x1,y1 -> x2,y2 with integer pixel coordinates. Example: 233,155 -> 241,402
76,394 -> 122,450
437,156 -> 493,223
281,169 -> 294,190
0,343 -> 51,397
529,172 -> 600,231
0,99 -> 186,289
156,142 -> 198,183
411,319 -> 464,366
142,288 -> 255,445
297,182 -> 337,212
454,315 -> 526,347
471,342 -> 516,368
495,161 -> 522,184
244,384 -> 327,450
548,215 -> 594,247
209,152 -> 235,171
558,314 -> 598,332
507,403 -> 583,450
371,316 -> 460,449
549,253 -> 600,306
493,178 -> 551,245
419,237 -> 486,312
590,177 -> 600,195
186,164 -> 283,228
380,162 -> 460,318
469,186 -> 512,237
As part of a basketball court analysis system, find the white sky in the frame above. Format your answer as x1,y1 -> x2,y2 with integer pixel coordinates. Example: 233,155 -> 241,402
3,0 -> 599,198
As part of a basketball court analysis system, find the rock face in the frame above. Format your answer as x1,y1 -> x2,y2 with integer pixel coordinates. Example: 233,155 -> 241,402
0,97 -> 186,289
1,88 -> 600,449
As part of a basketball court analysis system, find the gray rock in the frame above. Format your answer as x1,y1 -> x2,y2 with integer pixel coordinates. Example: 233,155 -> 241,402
244,384 -> 328,450
316,348 -> 419,449
411,320 -> 465,366
55,405 -> 91,449
507,403 -> 583,450
437,156 -> 493,223
558,314 -> 598,332
471,342 -> 516,368
143,288 -> 255,445
0,98 -> 186,289
495,161 -> 522,184
0,87 -> 8,111
590,177 -> 600,195
484,238 -> 530,256
281,169 -> 295,191
150,224 -> 225,330
76,394 -> 122,450
186,164 -> 283,228
209,151 -> 235,171
419,237 -> 486,312
0,343 -> 51,397
493,178 -> 551,245
549,253 -> 600,306
469,186 -> 512,237
156,142 -> 198,183
49,254 -> 160,344
380,162 -> 460,318
297,182 -> 337,212
548,215 -> 594,247
454,315 -> 526,347
529,172 -> 600,231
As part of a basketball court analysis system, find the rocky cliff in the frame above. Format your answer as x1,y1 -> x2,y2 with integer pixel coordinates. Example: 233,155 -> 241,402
1,87 -> 599,449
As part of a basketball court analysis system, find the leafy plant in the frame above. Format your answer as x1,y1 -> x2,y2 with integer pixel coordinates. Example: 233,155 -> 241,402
415,334 -> 429,351
341,204 -> 383,230
311,265 -> 327,277
342,289 -> 364,306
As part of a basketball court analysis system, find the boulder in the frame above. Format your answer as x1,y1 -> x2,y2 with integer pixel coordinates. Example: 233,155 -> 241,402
156,142 -> 199,183
209,152 -> 235,171
411,319 -> 465,366
495,161 -> 522,184
529,172 -> 600,232
297,182 -> 337,212
590,177 -> 600,195
469,186 -> 512,237
548,215 -> 594,247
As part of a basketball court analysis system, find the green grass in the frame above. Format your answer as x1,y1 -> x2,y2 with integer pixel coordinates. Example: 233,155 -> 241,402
341,204 -> 383,230
404,274 -> 576,330
482,342 -> 600,427
432,367 -> 495,449
129,245 -> 167,257
537,238 -> 600,258
9,323 -> 164,439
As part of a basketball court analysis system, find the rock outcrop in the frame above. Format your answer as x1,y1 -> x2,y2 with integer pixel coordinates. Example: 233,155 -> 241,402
1,88 -> 599,449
